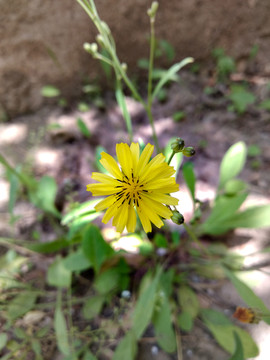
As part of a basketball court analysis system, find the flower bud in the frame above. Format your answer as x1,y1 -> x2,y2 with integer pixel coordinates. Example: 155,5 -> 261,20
83,42 -> 98,55
171,210 -> 184,225
96,34 -> 105,47
171,138 -> 185,153
121,63 -> 127,72
182,146 -> 196,157
101,21 -> 111,35
147,1 -> 159,18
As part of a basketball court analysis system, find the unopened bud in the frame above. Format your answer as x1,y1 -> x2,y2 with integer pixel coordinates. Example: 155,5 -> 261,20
96,34 -> 105,47
182,146 -> 196,157
147,1 -> 159,18
171,138 -> 185,153
171,210 -> 184,225
84,42 -> 98,55
121,63 -> 127,72
101,21 -> 111,35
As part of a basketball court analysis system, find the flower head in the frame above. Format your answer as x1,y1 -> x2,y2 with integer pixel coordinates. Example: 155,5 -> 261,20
233,307 -> 261,324
87,143 -> 179,233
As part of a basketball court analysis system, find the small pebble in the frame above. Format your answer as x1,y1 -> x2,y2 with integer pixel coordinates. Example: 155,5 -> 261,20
156,248 -> 168,256
121,290 -> 131,299
187,349 -> 193,357
151,345 -> 159,355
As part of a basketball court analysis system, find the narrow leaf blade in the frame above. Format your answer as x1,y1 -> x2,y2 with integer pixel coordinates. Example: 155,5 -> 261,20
153,57 -> 194,99
54,303 -> 70,355
112,331 -> 137,360
132,268 -> 162,339
182,162 -> 196,202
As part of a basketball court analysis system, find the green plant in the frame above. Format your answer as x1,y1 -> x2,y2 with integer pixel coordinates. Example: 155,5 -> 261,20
41,85 -> 67,108
77,0 -> 193,148
259,99 -> 270,111
228,84 -> 256,114
173,110 -> 186,122
212,48 -> 236,82
1,2 -> 270,360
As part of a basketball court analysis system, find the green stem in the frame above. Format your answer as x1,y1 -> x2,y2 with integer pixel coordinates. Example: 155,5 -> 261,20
167,151 -> 176,165
76,0 -> 94,19
144,17 -> 160,151
147,18 -> 155,104
116,80 -> 133,142
0,153 -> 36,190
145,106 -> 160,151
183,223 -> 210,256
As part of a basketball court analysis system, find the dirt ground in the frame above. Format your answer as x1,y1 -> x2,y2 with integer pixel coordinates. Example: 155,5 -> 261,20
0,71 -> 270,359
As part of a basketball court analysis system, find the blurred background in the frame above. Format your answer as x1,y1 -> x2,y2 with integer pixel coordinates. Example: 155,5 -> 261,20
1,0 -> 270,117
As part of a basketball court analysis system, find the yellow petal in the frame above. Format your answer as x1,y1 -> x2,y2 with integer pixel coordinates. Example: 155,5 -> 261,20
126,205 -> 137,233
99,152 -> 122,179
116,143 -> 132,178
140,195 -> 172,219
144,178 -> 177,191
152,183 -> 180,193
145,192 -> 179,206
113,201 -> 129,233
102,201 -> 120,223
137,143 -> 154,177
130,143 -> 140,176
137,207 -> 152,233
139,201 -> 164,229
95,195 -> 116,211
141,163 -> 175,183
87,183 -> 118,195
91,172 -> 118,184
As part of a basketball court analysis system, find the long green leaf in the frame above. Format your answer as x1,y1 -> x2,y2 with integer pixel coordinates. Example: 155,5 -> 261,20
132,267 -> 162,339
0,153 -> 37,190
54,293 -> 70,356
26,237 -> 74,253
224,268 -> 270,325
201,193 -> 248,235
222,204 -> 270,229
219,142 -> 247,189
7,167 -> 20,215
152,293 -> 176,353
182,162 -> 196,202
229,332 -> 244,360
112,331 -> 137,360
67,212 -> 101,240
152,57 -> 193,99
62,199 -> 102,225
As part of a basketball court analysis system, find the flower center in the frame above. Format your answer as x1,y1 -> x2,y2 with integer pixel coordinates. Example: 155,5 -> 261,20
114,172 -> 147,207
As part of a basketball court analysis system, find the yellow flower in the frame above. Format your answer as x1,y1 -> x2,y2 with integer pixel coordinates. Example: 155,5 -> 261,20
87,143 -> 179,233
